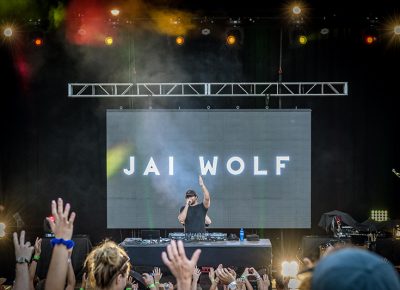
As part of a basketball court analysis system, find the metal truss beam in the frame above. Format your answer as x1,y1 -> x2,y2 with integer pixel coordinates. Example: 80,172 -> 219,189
68,82 -> 348,97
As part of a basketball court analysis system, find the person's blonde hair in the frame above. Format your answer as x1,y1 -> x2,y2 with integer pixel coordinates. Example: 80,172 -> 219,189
84,240 -> 131,289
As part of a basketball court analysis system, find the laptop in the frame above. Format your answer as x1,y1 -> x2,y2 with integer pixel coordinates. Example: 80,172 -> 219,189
141,230 -> 161,240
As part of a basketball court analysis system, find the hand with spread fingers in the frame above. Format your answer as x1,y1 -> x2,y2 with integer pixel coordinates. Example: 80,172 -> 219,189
193,266 -> 201,282
262,274 -> 270,289
161,240 -> 201,289
47,198 -> 76,240
45,198 -> 76,290
153,267 -> 163,284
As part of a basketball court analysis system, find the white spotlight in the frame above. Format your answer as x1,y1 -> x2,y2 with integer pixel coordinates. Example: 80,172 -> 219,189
3,27 -> 13,37
292,6 -> 301,15
110,9 -> 120,16
394,25 -> 400,35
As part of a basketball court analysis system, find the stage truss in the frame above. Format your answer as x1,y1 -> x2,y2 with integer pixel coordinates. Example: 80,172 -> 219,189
68,82 -> 348,97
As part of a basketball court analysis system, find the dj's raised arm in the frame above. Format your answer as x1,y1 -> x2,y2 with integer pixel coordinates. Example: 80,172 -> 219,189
199,175 -> 210,209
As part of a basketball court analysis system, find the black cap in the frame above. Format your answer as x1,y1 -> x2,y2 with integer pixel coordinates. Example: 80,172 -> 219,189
185,189 -> 197,197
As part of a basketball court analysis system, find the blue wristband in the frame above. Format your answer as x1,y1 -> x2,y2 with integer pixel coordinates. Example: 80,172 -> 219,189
50,238 -> 75,249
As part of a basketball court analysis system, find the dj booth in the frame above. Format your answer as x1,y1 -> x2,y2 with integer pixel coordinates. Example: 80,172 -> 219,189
121,238 -> 272,271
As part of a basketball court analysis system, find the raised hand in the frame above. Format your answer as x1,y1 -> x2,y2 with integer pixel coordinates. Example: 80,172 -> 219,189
193,266 -> 201,281
13,230 -> 34,263
262,274 -> 270,289
227,268 -> 237,280
236,278 -> 245,290
127,276 -> 134,288
132,282 -> 139,290
249,267 -> 261,279
198,175 -> 204,187
153,267 -> 163,283
47,198 -> 76,240
34,237 -> 42,256
142,273 -> 154,287
161,240 -> 201,287
216,268 -> 236,285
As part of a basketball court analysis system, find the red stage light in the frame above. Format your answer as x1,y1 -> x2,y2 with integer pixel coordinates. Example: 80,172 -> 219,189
364,35 -> 377,45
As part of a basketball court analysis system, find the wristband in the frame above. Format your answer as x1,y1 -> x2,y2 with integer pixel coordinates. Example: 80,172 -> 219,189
155,282 -> 160,285
147,283 -> 156,289
33,255 -> 40,261
127,288 -> 132,290
50,238 -> 75,249
228,281 -> 237,290
79,288 -> 84,290
16,257 -> 30,264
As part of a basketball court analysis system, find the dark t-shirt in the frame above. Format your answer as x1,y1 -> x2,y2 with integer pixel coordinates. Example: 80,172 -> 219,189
180,203 -> 208,233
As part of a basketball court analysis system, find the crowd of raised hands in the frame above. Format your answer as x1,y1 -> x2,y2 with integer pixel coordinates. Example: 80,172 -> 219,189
10,198 -> 273,290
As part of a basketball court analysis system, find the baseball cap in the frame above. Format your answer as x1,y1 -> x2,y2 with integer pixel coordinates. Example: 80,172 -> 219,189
311,248 -> 400,290
185,190 -> 197,197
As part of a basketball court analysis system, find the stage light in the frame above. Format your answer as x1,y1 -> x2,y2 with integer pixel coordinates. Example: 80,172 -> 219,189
382,16 -> 400,47
298,35 -> 308,45
3,27 -> 13,37
394,25 -> 400,35
105,36 -> 113,45
226,34 -> 236,45
225,27 -> 243,46
292,6 -> 302,15
33,37 -> 43,47
110,8 -> 120,16
364,35 -> 377,45
282,261 -> 299,277
0,222 -> 5,238
371,210 -> 388,221
175,35 -> 185,45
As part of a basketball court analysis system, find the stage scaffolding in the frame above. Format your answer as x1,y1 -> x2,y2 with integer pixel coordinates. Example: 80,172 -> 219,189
68,82 -> 348,98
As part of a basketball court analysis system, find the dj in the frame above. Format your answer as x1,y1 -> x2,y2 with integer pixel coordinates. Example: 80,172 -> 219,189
178,175 -> 211,233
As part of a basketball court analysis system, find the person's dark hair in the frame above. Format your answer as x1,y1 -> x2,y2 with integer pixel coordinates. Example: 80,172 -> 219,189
185,189 -> 197,197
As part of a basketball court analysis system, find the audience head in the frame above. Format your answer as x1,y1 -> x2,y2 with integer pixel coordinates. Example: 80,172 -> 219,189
312,247 -> 400,290
85,240 -> 131,290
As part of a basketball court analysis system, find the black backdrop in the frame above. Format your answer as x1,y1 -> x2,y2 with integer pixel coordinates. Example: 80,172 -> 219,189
1,15 -> 400,278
